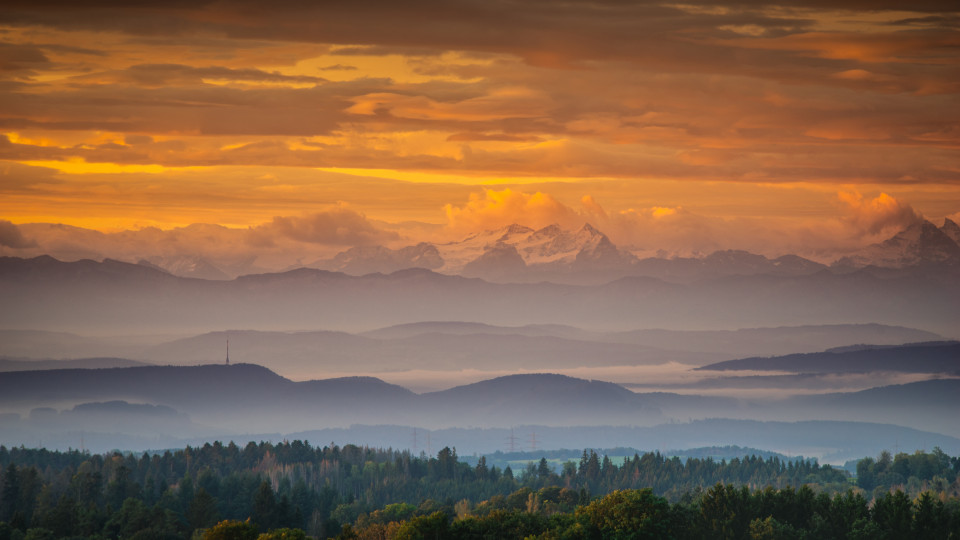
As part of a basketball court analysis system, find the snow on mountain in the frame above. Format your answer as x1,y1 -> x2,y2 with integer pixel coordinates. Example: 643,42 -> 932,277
312,223 -> 833,283
834,219 -> 960,269
433,223 -> 535,272
137,255 -> 230,280
310,243 -> 443,275
436,222 -> 635,275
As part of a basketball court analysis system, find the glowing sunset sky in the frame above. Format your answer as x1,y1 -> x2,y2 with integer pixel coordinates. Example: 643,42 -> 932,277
1,0 -> 958,265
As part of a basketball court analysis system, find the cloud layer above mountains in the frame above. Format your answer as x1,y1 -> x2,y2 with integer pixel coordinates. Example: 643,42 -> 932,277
0,0 -> 958,256
0,187 -> 937,274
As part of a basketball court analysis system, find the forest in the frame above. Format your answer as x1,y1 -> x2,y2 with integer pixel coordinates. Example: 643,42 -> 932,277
0,441 -> 958,538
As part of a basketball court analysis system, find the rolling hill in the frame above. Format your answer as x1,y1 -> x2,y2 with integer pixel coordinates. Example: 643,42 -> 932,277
699,341 -> 960,374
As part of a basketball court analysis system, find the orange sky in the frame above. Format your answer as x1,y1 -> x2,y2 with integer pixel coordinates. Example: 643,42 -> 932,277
1,0 -> 959,262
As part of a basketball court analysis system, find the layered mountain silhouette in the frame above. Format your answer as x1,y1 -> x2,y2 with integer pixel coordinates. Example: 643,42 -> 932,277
0,365 -> 663,432
699,341 -> 960,374
0,357 -> 150,372
1,364 -> 957,459
3,252 -> 958,335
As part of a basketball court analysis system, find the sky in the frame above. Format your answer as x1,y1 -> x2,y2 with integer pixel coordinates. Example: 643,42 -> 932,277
1,0 -> 959,266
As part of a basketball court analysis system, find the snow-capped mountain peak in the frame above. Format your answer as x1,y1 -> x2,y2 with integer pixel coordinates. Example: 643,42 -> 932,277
835,219 -> 960,269
433,222 -> 632,273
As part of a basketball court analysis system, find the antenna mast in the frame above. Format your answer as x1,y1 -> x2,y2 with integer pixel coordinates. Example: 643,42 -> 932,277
226,337 -> 230,365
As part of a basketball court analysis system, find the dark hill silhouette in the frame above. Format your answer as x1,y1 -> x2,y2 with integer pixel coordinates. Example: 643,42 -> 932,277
0,365 -> 663,431
419,373 -> 663,427
699,341 -> 960,374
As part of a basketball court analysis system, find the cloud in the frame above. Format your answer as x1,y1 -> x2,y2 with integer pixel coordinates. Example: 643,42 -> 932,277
443,188 -> 582,233
258,206 -> 401,246
0,220 -> 36,248
0,42 -> 51,72
438,188 -> 939,258
440,188 -> 748,254
838,191 -> 922,235
70,63 -> 327,87
10,206 -> 404,276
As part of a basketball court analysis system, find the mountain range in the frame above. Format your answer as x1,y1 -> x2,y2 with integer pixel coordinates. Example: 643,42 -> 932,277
3,252 -> 958,336
0,365 -> 664,432
252,219 -> 960,285
309,222 -> 831,285
0,363 -> 955,436
1,364 -> 957,461
834,219 -> 960,270
699,341 -> 960,374
97,218 -> 960,285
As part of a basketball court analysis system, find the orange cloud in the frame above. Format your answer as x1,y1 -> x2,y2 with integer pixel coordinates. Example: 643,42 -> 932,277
838,191 -> 922,236
443,188 -> 582,233
260,206 -> 400,246
0,220 -> 36,248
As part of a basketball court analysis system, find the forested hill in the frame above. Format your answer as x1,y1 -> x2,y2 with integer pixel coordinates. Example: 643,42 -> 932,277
698,341 -> 960,373
0,442 -> 957,539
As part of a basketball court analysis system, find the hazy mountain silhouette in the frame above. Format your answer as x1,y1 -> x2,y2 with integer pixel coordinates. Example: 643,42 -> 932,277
3,255 -> 957,336
835,219 -> 960,269
288,419 -> 960,464
138,255 -> 230,280
310,243 -> 444,275
602,324 -> 942,357
1,363 -> 957,457
141,329 -> 712,377
418,373 -> 663,427
780,379 -> 960,437
0,357 -> 151,371
699,341 -> 960,374
359,321 -> 601,340
0,329 -> 168,359
0,365 -> 665,431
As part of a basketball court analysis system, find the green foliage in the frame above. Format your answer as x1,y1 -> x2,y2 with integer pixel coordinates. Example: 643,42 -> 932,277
0,443 -> 958,539
855,448 -> 960,498
576,489 -> 673,539
256,528 -> 306,540
201,519 -> 258,540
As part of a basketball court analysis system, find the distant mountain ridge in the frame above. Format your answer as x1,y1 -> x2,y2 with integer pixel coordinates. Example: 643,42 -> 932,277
306,219 -> 960,284
0,365 -> 663,431
14,219 -> 959,283
288,419 -> 960,464
310,222 -> 832,284
0,357 -> 151,372
699,341 -> 960,374
835,219 -> 960,270
3,254 -> 958,335
1,364 -> 958,457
